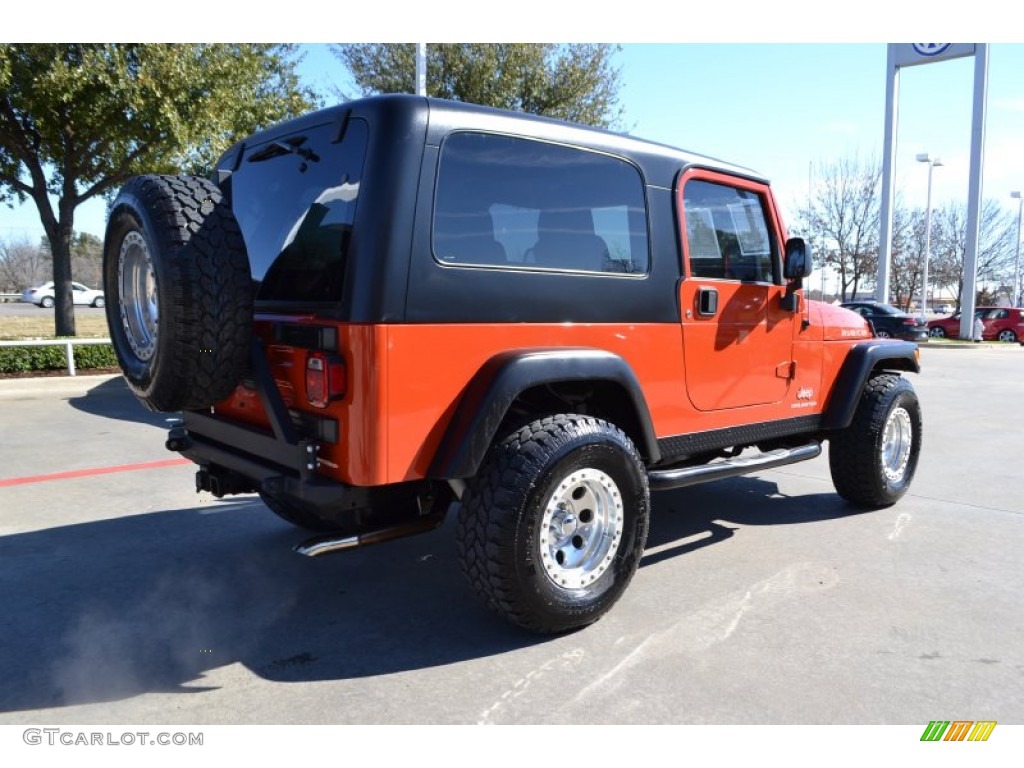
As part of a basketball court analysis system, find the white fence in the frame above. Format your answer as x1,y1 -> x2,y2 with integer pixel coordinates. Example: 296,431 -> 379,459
0,338 -> 112,376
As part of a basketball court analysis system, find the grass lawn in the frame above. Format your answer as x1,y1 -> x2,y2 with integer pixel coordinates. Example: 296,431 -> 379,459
0,313 -> 111,340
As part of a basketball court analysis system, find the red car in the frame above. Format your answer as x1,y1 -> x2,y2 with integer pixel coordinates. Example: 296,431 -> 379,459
928,306 -> 1024,343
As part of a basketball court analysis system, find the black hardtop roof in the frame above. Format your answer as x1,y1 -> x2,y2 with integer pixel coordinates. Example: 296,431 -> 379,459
224,93 -> 767,187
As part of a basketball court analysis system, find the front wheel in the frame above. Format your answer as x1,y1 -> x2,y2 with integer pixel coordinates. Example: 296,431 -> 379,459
40,296 -> 54,309
829,374 -> 922,508
929,326 -> 945,338
457,415 -> 650,634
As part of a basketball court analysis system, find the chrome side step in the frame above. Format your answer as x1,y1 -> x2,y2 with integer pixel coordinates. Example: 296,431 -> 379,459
647,443 -> 821,492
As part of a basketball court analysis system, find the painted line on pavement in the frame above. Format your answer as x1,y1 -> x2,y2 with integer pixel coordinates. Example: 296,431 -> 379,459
0,458 -> 191,488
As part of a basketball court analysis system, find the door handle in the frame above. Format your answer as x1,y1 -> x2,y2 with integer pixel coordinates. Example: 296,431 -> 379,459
698,287 -> 718,317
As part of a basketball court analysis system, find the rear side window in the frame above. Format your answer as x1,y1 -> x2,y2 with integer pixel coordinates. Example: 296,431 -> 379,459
683,179 -> 776,282
233,118 -> 368,303
433,132 -> 649,275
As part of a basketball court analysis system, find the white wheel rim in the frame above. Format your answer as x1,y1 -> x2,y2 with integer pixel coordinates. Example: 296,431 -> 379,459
881,407 -> 913,482
118,230 -> 158,361
539,468 -> 623,590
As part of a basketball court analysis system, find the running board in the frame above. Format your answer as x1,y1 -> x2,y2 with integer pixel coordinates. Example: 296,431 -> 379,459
647,443 -> 821,492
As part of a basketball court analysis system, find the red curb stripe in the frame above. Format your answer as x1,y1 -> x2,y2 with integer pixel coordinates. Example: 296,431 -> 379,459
0,458 -> 192,488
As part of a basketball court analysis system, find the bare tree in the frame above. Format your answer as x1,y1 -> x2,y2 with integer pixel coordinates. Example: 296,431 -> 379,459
800,154 -> 881,301
930,200 -> 1016,310
0,234 -> 50,293
889,205 -> 927,311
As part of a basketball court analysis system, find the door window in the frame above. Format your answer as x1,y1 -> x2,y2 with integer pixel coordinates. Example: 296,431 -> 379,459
683,179 -> 775,282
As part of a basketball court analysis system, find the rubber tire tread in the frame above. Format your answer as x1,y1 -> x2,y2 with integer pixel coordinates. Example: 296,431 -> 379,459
829,373 -> 921,508
104,174 -> 252,412
457,414 -> 649,634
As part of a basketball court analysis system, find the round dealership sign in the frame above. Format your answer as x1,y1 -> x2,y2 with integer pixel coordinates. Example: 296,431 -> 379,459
912,44 -> 952,56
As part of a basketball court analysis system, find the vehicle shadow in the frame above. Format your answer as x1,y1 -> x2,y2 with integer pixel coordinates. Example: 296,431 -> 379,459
67,376 -> 170,428
643,476 -> 874,568
0,475 -> 870,714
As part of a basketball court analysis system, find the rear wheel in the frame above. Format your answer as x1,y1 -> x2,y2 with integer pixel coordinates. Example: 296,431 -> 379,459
103,175 -> 252,412
997,329 -> 1017,343
829,374 -> 922,508
874,329 -> 892,339
457,414 -> 649,634
40,296 -> 54,309
92,296 -> 106,308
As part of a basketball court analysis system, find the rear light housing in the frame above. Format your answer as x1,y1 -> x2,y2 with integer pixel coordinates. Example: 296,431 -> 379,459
305,352 -> 346,408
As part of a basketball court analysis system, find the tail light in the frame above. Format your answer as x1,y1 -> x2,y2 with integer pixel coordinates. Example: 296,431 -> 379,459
306,352 -> 346,408
903,318 -> 918,326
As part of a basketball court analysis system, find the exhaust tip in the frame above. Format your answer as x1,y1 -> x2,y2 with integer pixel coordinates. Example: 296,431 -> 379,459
293,535 -> 360,558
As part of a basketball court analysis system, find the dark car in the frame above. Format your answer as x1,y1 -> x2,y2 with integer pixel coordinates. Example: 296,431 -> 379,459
841,302 -> 929,342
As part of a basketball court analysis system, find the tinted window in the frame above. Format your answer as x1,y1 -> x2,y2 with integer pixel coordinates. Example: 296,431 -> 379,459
234,119 -> 368,303
683,180 -> 775,282
433,132 -> 649,275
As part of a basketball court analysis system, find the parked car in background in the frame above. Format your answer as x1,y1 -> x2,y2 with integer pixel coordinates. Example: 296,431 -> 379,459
841,301 -> 929,342
20,281 -> 105,309
926,306 -> 1024,342
935,304 -> 954,315
927,307 -> 991,339
978,307 -> 1024,343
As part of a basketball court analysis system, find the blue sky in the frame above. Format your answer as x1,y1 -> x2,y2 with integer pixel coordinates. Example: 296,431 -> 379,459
3,41 -> 1023,244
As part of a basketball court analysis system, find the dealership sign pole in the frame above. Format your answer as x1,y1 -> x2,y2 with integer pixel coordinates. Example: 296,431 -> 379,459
877,44 -> 988,339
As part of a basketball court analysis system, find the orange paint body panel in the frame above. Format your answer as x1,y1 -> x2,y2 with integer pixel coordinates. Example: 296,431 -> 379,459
213,314 -> 874,488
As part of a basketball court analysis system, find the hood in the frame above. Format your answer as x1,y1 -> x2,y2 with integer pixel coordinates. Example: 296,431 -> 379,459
811,301 -> 874,342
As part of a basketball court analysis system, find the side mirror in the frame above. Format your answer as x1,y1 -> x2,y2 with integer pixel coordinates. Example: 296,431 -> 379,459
784,237 -> 813,280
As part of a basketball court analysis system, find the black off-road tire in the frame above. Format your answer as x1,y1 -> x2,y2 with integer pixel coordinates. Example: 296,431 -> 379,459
829,373 -> 922,508
103,174 -> 252,412
259,492 -> 337,532
457,414 -> 650,634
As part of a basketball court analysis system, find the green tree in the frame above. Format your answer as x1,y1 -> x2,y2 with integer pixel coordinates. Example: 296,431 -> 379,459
0,44 -> 316,336
334,43 -> 624,129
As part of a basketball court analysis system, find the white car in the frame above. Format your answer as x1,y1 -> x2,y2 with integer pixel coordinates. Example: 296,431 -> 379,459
21,281 -> 105,309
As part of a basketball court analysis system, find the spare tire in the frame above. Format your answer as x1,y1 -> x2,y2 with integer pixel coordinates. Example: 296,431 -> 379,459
103,175 -> 252,412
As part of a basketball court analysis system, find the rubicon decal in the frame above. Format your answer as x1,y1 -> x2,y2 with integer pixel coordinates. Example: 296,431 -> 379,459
920,720 -> 996,741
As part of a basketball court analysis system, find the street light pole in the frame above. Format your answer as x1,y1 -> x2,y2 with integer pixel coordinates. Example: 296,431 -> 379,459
1012,191 -> 1023,307
917,154 -> 943,318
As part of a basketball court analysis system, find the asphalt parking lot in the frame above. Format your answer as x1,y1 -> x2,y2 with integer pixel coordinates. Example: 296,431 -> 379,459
0,345 -> 1021,725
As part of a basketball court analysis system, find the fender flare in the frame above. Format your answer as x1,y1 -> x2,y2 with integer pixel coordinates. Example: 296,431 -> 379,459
429,348 -> 660,479
823,341 -> 920,430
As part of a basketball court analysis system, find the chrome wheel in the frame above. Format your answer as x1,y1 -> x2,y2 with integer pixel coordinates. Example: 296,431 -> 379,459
929,326 -> 945,338
881,406 -> 913,482
539,468 -> 623,589
998,330 -> 1017,343
118,230 -> 158,361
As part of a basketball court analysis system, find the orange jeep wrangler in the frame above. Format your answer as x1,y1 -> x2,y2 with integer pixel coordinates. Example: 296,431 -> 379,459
103,95 -> 921,634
